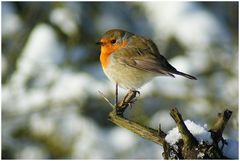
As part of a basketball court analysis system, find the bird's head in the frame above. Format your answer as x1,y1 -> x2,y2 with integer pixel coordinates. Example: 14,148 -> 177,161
96,29 -> 133,55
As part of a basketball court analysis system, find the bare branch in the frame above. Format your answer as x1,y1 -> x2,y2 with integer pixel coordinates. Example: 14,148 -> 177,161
109,111 -> 166,145
210,109 -> 232,143
170,108 -> 198,148
103,90 -> 234,159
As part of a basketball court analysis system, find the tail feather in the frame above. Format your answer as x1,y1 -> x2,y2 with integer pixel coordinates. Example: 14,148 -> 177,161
172,70 -> 197,80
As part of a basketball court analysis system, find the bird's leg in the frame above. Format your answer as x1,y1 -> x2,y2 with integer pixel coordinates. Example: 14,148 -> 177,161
128,90 -> 140,108
121,90 -> 140,107
116,90 -> 140,116
115,83 -> 118,108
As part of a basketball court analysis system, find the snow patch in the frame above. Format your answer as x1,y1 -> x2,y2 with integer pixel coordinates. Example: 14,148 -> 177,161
165,120 -> 212,145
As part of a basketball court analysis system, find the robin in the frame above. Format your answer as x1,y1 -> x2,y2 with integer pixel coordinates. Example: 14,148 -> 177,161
97,29 -> 196,112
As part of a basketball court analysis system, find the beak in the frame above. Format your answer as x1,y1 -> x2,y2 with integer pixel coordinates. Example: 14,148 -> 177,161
96,41 -> 103,45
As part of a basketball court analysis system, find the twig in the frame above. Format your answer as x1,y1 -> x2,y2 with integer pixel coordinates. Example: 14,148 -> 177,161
158,124 -> 167,138
98,90 -> 115,109
209,109 -> 232,143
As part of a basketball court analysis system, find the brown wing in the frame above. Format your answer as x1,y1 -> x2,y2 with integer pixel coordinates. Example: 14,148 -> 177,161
114,35 -> 197,80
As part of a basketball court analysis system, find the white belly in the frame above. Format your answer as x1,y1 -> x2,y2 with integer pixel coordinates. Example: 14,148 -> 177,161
103,60 -> 157,90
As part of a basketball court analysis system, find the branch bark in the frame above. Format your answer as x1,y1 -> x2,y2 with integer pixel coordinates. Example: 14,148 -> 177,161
169,108 -> 199,159
109,110 -> 166,146
170,108 -> 198,148
101,91 -> 234,159
210,109 -> 232,143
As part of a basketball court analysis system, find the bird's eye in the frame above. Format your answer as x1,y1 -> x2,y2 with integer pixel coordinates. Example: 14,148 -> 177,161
110,39 -> 116,44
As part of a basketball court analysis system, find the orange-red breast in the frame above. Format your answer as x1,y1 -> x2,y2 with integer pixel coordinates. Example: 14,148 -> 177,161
97,29 -> 196,91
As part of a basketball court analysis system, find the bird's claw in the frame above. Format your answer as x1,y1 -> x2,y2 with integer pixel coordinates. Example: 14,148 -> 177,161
116,107 -> 125,116
115,90 -> 140,117
136,90 -> 140,95
129,98 -> 137,109
132,90 -> 140,96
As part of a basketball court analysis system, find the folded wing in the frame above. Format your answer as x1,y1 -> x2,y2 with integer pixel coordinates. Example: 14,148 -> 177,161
114,39 -> 196,80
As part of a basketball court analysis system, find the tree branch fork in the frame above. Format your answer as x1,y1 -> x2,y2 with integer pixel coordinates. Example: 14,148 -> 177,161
100,90 -> 233,159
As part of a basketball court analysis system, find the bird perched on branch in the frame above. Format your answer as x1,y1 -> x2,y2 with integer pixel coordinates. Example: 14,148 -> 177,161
97,29 -> 196,111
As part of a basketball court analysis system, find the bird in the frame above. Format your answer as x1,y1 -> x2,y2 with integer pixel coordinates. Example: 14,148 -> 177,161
96,29 -> 196,110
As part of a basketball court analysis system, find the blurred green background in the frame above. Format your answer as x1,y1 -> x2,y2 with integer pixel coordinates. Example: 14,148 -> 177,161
2,2 -> 238,159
